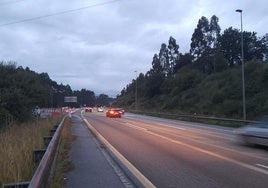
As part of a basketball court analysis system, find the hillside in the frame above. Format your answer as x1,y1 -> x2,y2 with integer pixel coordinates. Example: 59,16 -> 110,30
116,60 -> 268,120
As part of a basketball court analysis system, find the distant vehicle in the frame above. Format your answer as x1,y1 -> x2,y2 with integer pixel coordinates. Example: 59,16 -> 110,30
97,107 -> 104,112
106,108 -> 122,118
85,107 -> 92,112
235,120 -> 268,147
33,106 -> 41,117
117,108 -> 125,115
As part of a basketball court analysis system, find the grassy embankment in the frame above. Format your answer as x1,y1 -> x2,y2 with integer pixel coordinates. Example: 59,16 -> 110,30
0,116 -> 62,187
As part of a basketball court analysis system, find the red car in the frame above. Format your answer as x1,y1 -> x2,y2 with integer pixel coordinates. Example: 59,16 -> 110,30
106,108 -> 122,118
117,108 -> 125,115
85,107 -> 92,112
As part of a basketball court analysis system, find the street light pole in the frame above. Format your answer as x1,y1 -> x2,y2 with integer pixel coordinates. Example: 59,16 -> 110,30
236,9 -> 246,120
134,70 -> 138,110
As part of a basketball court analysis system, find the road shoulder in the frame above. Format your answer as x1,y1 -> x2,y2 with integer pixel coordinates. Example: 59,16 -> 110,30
65,115 -> 128,188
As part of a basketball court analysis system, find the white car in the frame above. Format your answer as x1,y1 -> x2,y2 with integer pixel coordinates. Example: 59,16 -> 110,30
235,121 -> 268,146
97,107 -> 104,112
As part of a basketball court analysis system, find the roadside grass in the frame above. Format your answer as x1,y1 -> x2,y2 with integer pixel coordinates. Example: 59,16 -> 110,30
157,114 -> 245,128
50,117 -> 76,188
0,116 -> 62,187
131,110 -> 245,128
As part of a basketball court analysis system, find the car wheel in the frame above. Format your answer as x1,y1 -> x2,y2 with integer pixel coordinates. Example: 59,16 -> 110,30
241,135 -> 255,146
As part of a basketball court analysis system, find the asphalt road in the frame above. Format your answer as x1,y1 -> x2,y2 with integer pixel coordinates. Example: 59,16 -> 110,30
83,111 -> 268,188
66,115 -> 132,188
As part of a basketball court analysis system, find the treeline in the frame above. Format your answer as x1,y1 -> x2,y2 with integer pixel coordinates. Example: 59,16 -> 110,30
116,15 -> 268,120
0,62 -> 112,125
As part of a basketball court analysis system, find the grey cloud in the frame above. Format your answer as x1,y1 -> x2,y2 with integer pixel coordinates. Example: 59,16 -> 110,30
0,0 -> 267,97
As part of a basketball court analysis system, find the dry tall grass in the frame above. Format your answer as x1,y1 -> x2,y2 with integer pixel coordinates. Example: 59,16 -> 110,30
0,117 -> 61,186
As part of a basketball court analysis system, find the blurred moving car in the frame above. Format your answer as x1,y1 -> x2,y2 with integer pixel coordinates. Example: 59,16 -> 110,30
117,108 -> 125,115
106,108 -> 122,118
85,107 -> 92,112
235,120 -> 268,146
97,107 -> 104,112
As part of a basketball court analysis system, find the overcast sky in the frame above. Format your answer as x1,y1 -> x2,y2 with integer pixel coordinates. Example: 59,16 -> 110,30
1,0 -> 267,97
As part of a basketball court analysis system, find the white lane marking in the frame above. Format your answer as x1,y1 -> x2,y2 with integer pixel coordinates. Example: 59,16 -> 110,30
126,115 -> 234,139
157,122 -> 235,141
122,118 -> 268,175
124,122 -> 148,131
144,130 -> 268,176
156,123 -> 186,130
124,118 -> 268,161
126,116 -> 234,140
256,164 -> 268,169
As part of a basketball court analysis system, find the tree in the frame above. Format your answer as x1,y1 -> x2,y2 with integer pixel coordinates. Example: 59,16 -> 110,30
209,15 -> 221,49
174,53 -> 192,72
190,16 -> 210,61
243,32 -> 264,61
190,16 -> 220,74
213,52 -> 229,72
96,94 -> 111,106
260,33 -> 268,61
146,72 -> 164,98
151,54 -> 162,74
159,43 -> 169,77
0,62 -> 52,121
218,27 -> 241,67
209,15 -> 221,72
1,62 -> 99,122
74,89 -> 95,107
152,37 -> 181,76
219,28 -> 266,66
168,36 -> 180,75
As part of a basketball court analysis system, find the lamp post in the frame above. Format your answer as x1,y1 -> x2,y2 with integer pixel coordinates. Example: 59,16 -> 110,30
134,70 -> 138,110
236,9 -> 246,120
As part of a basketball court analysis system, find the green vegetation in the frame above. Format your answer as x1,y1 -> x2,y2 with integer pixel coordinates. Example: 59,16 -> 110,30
116,15 -> 268,120
0,62 -> 113,129
0,117 -> 61,187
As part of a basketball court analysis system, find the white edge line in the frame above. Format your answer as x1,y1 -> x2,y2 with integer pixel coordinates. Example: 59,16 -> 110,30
256,163 -> 268,169
81,116 -> 156,188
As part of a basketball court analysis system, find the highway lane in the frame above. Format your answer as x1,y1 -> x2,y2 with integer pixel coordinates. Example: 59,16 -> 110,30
83,111 -> 268,188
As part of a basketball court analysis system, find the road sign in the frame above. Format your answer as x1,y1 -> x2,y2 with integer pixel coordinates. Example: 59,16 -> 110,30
64,96 -> 77,103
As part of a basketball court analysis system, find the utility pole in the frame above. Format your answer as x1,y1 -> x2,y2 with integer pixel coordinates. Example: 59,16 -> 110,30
236,9 -> 246,120
134,70 -> 138,111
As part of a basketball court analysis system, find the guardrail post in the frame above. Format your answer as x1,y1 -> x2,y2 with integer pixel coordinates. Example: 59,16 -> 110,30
33,149 -> 46,163
2,181 -> 30,188
49,129 -> 56,136
43,136 -> 53,147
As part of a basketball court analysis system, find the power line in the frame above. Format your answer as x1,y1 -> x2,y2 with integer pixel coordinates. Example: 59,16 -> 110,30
0,0 -> 26,6
0,0 -> 122,27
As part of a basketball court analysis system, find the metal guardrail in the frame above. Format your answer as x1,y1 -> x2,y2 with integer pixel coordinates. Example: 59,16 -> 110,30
131,111 -> 259,125
28,115 -> 67,188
